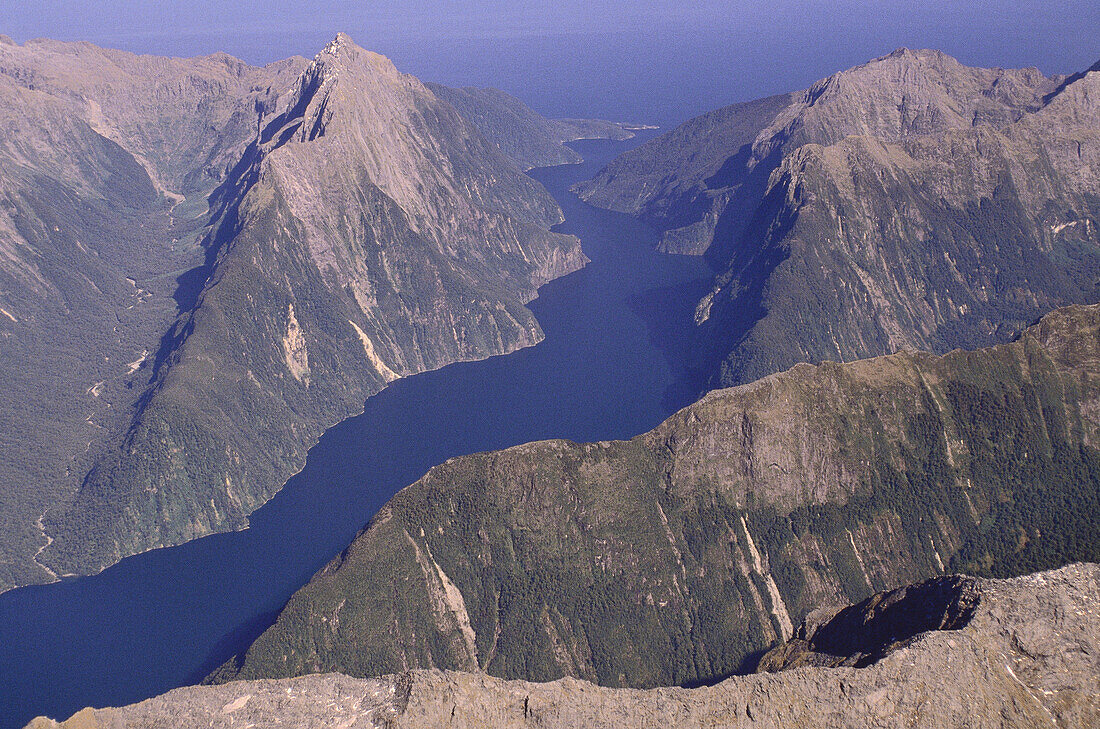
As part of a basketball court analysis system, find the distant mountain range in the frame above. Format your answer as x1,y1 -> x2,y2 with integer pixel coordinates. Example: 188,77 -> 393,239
0,33 -> 630,591
576,48 -> 1100,389
31,563 -> 1100,728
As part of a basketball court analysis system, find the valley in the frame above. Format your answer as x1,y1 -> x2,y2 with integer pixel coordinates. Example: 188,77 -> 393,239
0,34 -> 630,590
1,29 -> 1098,729
0,134 -> 712,729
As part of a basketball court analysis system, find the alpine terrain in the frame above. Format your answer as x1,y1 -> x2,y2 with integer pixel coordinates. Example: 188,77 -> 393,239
212,303 -> 1100,689
0,33 -> 629,591
577,50 -> 1100,389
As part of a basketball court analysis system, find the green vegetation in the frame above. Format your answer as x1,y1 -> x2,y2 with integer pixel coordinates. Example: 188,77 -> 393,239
211,304 -> 1100,690
0,36 -> 600,590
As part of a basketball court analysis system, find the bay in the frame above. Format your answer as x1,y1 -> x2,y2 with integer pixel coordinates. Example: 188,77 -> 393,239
0,134 -> 712,728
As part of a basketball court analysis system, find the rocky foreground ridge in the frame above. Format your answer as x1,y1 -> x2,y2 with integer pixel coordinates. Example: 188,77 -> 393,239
29,563 -> 1100,728
0,33 -> 628,591
577,49 -> 1100,389
210,303 -> 1100,689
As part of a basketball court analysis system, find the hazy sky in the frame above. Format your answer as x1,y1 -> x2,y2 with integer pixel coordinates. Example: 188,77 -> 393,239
3,1 -> 1098,126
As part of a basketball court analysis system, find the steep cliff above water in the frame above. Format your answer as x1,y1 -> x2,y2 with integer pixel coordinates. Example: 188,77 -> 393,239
576,49 -> 1100,389
32,563 -> 1100,728
0,33 -> 617,591
211,303 -> 1100,689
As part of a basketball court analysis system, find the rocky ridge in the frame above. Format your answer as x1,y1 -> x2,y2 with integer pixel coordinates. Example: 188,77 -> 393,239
576,49 -> 1100,388
210,303 -> 1100,688
29,563 -> 1100,728
0,33 -> 624,590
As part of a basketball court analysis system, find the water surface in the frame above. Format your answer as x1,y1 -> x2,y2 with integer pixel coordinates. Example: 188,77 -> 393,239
0,134 -> 713,728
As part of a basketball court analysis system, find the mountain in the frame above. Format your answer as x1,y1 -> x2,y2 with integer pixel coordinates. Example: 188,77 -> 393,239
575,49 -> 1100,388
31,564 -> 1100,728
210,303 -> 1100,688
0,36 -> 307,590
425,83 -> 635,170
0,34 -> 621,591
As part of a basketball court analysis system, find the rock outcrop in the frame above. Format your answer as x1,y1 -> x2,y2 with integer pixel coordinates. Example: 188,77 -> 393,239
210,303 -> 1100,688
30,564 -> 1100,728
576,49 -> 1100,389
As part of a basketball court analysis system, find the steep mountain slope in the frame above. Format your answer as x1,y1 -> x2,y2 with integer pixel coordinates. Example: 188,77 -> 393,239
33,34 -> 589,581
0,37 -> 306,590
35,564 -> 1100,728
576,49 -> 1100,388
0,34 -> 606,590
426,83 -> 633,169
211,303 -> 1100,688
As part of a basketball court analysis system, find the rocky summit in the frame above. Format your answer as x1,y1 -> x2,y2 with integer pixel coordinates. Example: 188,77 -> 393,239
576,49 -> 1100,389
0,33 -> 628,591
28,563 -> 1100,728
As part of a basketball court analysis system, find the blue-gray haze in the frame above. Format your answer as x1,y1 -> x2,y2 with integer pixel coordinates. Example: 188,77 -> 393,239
4,1 -> 1098,126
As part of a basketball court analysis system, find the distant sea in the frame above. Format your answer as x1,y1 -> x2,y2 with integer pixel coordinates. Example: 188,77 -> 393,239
25,13 -> 1099,129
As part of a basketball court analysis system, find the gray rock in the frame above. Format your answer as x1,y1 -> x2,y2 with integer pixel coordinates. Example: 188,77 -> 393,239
30,564 -> 1100,728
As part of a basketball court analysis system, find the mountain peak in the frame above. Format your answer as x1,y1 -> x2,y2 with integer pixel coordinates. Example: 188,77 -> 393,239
884,46 -> 947,60
312,32 -> 398,76
866,46 -> 957,72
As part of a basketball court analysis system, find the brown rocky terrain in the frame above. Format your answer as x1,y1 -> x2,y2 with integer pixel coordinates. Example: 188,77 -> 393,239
28,563 -> 1100,728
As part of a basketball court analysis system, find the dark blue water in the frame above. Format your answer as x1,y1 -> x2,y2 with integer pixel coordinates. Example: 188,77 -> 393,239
0,135 -> 712,728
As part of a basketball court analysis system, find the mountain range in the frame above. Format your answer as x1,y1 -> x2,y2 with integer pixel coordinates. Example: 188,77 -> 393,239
576,48 -> 1100,389
210,303 -> 1100,689
5,37 -> 1100,729
0,33 -> 629,591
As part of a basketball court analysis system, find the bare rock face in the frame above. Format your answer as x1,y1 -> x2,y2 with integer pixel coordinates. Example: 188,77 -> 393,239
28,564 -> 1100,728
576,49 -> 1100,390
209,303 -> 1100,689
0,33 -> 599,590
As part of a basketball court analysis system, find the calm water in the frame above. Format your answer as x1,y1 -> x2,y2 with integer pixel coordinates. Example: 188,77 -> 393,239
0,134 -> 713,727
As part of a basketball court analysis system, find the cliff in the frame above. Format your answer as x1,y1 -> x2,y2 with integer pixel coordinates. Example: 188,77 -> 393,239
211,303 -> 1100,688
575,49 -> 1100,388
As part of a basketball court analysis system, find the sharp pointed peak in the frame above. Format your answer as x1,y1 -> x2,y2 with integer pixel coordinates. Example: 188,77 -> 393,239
312,32 -> 398,75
